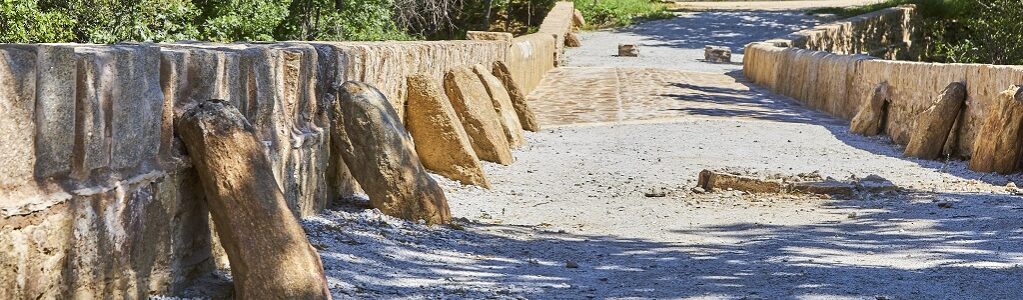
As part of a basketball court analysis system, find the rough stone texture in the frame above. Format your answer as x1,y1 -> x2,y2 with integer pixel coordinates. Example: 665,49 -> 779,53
704,46 -> 731,63
619,44 -> 640,57
473,64 -> 526,148
573,9 -> 586,27
789,180 -> 856,196
0,2 -> 587,293
698,170 -> 785,193
466,31 -> 514,43
537,2 -> 576,64
969,86 -> 1023,174
849,82 -> 890,136
492,61 -> 541,131
507,34 -> 558,94
406,74 -> 491,188
444,67 -> 515,165
178,100 -> 330,299
904,82 -> 967,159
565,32 -> 581,48
333,82 -> 452,224
309,41 -> 508,121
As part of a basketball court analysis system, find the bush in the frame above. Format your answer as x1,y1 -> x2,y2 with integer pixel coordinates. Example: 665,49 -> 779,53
573,0 -> 673,29
809,0 -> 1023,65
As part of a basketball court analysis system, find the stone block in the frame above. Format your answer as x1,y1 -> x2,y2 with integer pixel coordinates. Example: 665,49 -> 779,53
466,31 -> 514,43
406,74 -> 490,188
619,44 -> 639,57
443,67 -> 514,165
704,46 -> 731,63
473,64 -> 526,148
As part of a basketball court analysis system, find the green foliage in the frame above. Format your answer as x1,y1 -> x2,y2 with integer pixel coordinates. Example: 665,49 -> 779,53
0,0 -> 75,43
808,0 -> 1023,65
0,0 -> 413,43
573,0 -> 673,29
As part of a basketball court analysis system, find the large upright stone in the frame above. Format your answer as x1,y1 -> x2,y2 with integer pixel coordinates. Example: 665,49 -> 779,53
473,64 -> 526,148
969,86 -> 1023,174
333,81 -> 452,224
443,67 -> 515,165
492,61 -> 541,132
406,74 -> 491,188
850,82 -> 890,136
177,100 -> 330,300
904,82 -> 966,160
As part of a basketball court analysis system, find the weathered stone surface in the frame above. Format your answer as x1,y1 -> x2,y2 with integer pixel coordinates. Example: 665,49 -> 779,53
443,67 -> 514,165
619,44 -> 639,57
492,61 -> 541,132
790,180 -> 856,196
704,46 -> 731,63
904,82 -> 967,159
969,86 -> 1023,174
573,9 -> 586,27
72,45 -> 164,177
850,82 -> 890,136
333,82 -> 452,224
697,170 -> 784,193
505,34 -> 557,97
473,64 -> 526,148
406,74 -> 491,188
466,31 -> 514,43
178,100 -> 330,299
565,32 -> 581,48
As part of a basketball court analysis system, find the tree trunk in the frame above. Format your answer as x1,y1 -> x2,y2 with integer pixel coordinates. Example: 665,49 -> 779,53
177,100 -> 330,299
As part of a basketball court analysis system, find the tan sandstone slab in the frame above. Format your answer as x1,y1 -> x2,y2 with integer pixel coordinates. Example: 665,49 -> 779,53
444,67 -> 514,165
904,82 -> 966,160
333,81 -> 452,224
406,74 -> 491,188
850,82 -> 889,136
492,61 -> 541,131
969,86 -> 1023,174
178,100 -> 330,299
473,64 -> 526,148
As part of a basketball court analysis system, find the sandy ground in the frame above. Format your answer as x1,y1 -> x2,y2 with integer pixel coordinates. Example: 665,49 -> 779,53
180,6 -> 1023,300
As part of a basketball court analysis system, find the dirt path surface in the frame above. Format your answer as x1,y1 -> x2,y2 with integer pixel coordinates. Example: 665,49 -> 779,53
565,10 -> 828,73
670,0 -> 883,11
302,7 -> 1023,300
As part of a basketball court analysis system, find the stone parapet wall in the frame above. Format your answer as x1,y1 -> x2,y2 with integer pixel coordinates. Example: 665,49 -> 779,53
743,4 -> 1023,157
777,5 -> 923,60
0,2 -> 575,297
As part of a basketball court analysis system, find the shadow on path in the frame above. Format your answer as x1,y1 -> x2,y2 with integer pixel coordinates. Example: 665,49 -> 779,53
313,191 -> 1023,299
617,10 -> 821,53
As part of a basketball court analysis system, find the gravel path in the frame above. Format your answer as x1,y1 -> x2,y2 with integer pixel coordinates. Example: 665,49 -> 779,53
298,9 -> 1023,300
565,11 -> 828,74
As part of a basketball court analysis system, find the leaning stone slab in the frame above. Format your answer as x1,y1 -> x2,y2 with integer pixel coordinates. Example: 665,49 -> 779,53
969,85 -> 1023,174
473,64 -> 526,148
790,180 -> 856,197
904,82 -> 966,160
565,32 -> 582,47
698,170 -> 785,193
333,81 -> 452,224
406,74 -> 491,188
492,61 -> 541,132
444,67 -> 514,165
177,100 -> 330,299
850,81 -> 890,136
